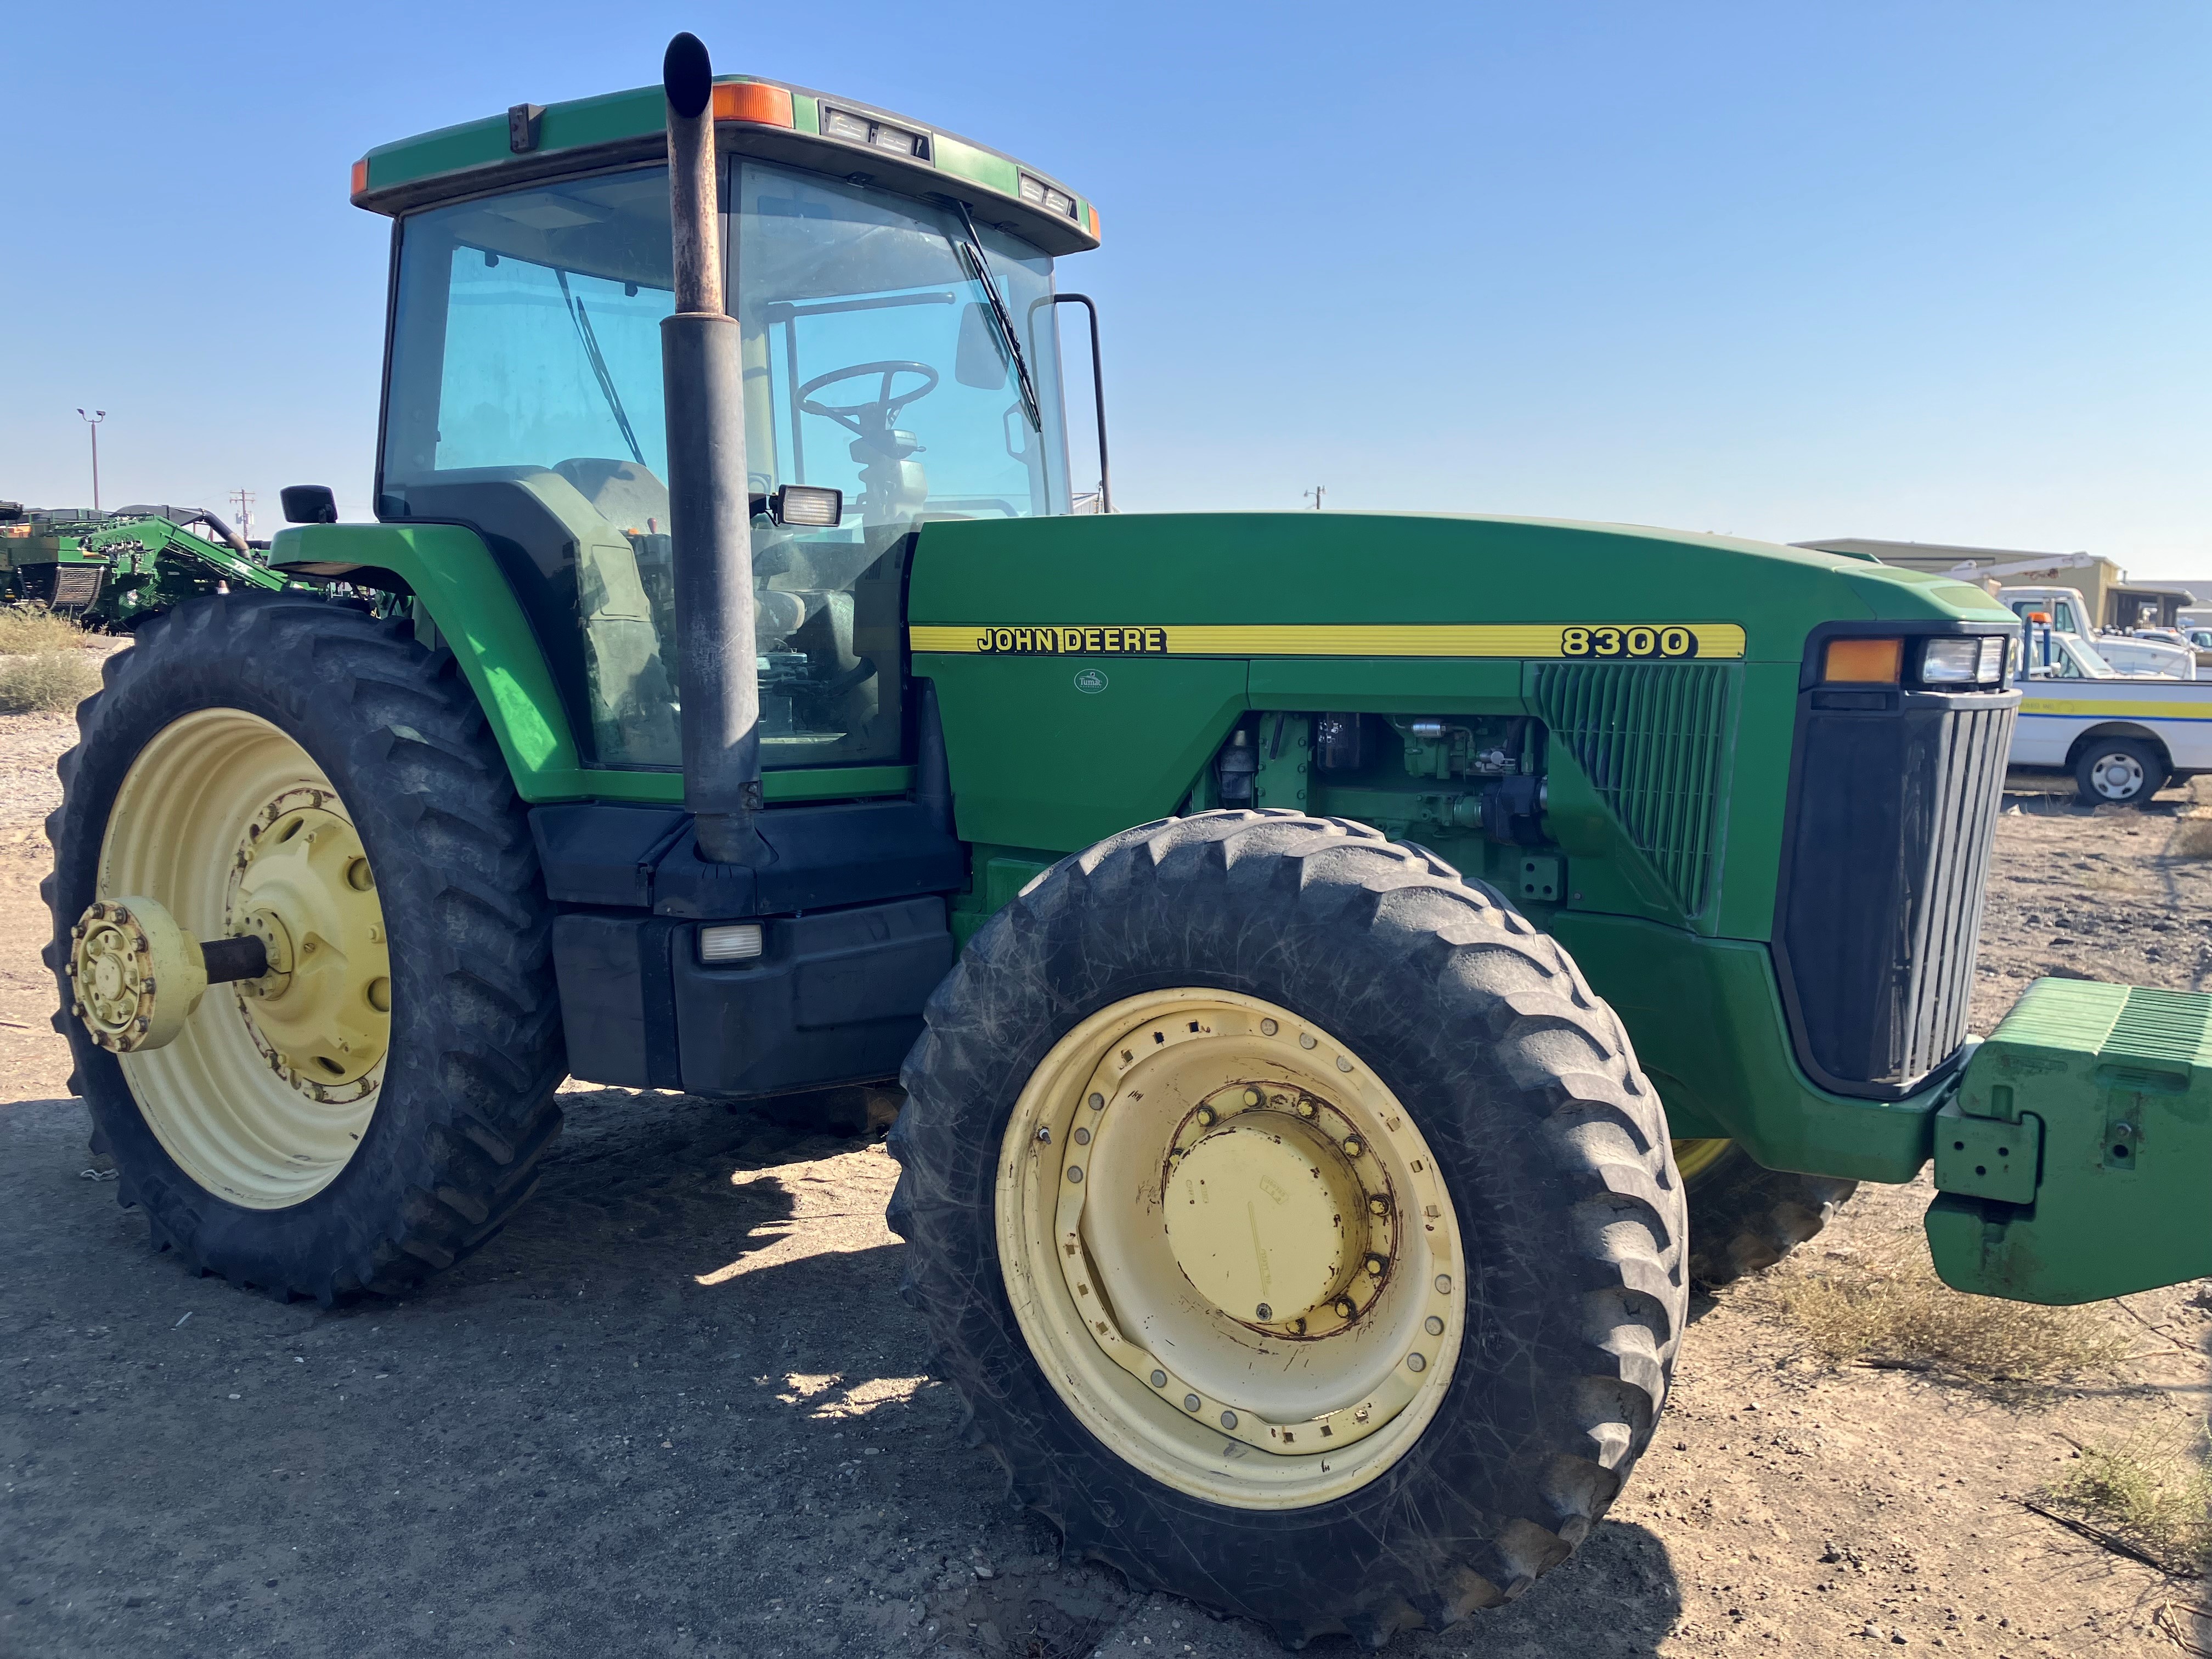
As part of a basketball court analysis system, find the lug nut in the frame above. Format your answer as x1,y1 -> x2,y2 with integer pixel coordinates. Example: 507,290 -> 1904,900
1260,1018 -> 1278,1036
1367,1195 -> 1387,1216
1194,1105 -> 1215,1127
1065,1166 -> 1083,1183
1089,1092 -> 1104,1110
1407,1353 -> 1427,1373
1425,1316 -> 1444,1335
1220,1411 -> 1238,1430
1333,1297 -> 1355,1319
1296,1099 -> 1316,1119
1255,1302 -> 1272,1321
1343,1137 -> 1363,1158
1242,1087 -> 1260,1107
1434,1274 -> 1452,1294
1364,1254 -> 1385,1278
1298,1033 -> 1317,1050
1150,1369 -> 1167,1388
1073,1127 -> 1091,1146
1183,1393 -> 1201,1413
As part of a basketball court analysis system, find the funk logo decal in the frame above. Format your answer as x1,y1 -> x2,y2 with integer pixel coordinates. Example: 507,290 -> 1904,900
909,623 -> 1748,661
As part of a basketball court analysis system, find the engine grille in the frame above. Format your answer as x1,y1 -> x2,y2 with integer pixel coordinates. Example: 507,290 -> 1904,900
1534,661 -> 1733,919
1775,692 -> 2016,1096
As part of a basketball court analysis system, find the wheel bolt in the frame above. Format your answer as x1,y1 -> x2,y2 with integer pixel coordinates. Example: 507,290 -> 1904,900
1088,1092 -> 1104,1110
1183,1393 -> 1201,1413
1194,1105 -> 1215,1127
1298,1033 -> 1316,1049
1255,1302 -> 1272,1321
1149,1370 -> 1166,1388
1073,1127 -> 1090,1146
1364,1254 -> 1385,1278
1343,1137 -> 1363,1158
1296,1099 -> 1316,1119
1219,1411 -> 1238,1430
1333,1297 -> 1355,1319
1242,1088 -> 1260,1108
1260,1018 -> 1278,1036
1425,1315 -> 1444,1335
1367,1195 -> 1387,1216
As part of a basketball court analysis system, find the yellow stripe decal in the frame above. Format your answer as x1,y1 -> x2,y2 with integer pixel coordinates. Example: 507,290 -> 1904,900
909,623 -> 1747,661
2021,697 -> 2212,720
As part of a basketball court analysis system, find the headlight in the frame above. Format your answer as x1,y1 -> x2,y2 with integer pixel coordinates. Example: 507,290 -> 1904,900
1977,635 -> 2006,686
1919,637 -> 1983,685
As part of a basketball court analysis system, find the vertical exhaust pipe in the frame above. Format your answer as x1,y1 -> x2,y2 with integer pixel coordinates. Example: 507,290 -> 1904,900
661,32 -> 766,866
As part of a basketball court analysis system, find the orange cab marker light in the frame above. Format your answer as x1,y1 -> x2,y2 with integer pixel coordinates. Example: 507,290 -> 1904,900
350,158 -> 369,199
1824,637 -> 1902,685
713,82 -> 794,128
2028,612 -> 2051,623
1087,203 -> 1101,240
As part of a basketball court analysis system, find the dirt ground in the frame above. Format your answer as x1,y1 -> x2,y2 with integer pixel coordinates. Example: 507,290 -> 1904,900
5,724 -> 2209,1658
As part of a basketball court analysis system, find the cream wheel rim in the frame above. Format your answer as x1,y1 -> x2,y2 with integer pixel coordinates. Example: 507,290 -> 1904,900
996,989 -> 1466,1509
96,708 -> 390,1209
1671,1137 -> 1731,1182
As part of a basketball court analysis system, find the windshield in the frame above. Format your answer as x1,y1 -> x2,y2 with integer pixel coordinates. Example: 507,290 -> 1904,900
379,162 -> 1068,771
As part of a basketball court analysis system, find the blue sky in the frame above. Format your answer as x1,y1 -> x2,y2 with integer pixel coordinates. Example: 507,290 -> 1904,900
4,3 -> 2207,573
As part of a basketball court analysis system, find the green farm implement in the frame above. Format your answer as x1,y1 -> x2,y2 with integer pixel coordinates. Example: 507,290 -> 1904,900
43,35 -> 2212,1646
0,501 -> 284,626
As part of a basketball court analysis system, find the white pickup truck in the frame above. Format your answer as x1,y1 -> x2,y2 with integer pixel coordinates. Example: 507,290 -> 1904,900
2012,624 -> 2212,804
1997,584 -> 2197,678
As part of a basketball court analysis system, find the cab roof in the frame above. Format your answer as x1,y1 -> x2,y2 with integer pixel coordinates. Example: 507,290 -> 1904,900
352,75 -> 1099,258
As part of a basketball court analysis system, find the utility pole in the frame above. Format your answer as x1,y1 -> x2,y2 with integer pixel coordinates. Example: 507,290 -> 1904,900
1303,486 -> 1325,510
76,409 -> 106,512
229,488 -> 256,541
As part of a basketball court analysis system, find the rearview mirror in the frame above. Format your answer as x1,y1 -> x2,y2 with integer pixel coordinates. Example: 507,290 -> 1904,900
954,302 -> 1006,390
280,484 -> 338,525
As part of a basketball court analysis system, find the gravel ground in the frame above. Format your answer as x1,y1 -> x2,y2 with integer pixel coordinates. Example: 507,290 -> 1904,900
3,728 -> 2208,1658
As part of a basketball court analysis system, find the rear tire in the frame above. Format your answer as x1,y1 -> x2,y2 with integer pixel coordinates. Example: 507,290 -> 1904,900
1680,1141 -> 1857,1288
43,592 -> 563,1304
888,812 -> 1687,1647
2073,737 -> 2167,807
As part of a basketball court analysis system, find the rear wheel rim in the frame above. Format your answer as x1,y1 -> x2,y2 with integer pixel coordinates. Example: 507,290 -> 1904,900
996,989 -> 1466,1509
1671,1137 -> 1731,1182
2090,751 -> 2145,800
96,709 -> 389,1209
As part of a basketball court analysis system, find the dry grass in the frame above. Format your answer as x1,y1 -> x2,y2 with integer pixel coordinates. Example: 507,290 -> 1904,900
2041,1430 -> 2212,1574
0,651 -> 100,714
1765,1236 -> 2130,1383
2172,818 -> 2212,861
0,609 -> 91,656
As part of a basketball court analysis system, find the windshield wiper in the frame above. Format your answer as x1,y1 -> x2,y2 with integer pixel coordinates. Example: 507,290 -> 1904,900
945,200 -> 1041,432
555,269 -> 647,466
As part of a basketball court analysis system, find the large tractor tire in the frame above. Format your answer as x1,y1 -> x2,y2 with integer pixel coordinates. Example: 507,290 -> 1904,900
887,812 -> 1687,1648
43,592 -> 563,1304
1674,1138 -> 1857,1289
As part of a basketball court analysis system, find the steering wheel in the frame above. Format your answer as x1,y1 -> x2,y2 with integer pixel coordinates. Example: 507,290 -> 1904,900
798,361 -> 940,445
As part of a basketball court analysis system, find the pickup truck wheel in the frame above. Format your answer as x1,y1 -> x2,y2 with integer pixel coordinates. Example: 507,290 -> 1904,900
1678,1139 -> 1857,1288
43,591 -> 564,1304
2074,738 -> 2167,808
888,811 -> 1687,1647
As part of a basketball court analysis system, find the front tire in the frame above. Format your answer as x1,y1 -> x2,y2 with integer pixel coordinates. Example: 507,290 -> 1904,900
43,592 -> 563,1303
1675,1139 -> 1858,1288
887,812 -> 1687,1647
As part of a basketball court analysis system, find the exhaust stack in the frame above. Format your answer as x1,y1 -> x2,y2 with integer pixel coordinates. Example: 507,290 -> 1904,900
660,32 -> 765,865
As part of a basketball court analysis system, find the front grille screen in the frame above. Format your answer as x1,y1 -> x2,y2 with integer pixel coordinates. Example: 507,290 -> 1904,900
1777,696 -> 2015,1093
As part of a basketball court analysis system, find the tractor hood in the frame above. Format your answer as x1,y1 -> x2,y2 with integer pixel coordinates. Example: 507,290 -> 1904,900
907,511 -> 2014,662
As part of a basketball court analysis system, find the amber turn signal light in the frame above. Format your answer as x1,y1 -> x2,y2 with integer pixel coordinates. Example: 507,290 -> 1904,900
713,81 -> 794,127
1824,637 -> 1903,685
350,157 -> 369,199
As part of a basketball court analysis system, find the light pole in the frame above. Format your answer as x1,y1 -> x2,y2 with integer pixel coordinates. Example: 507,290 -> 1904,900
76,409 -> 106,512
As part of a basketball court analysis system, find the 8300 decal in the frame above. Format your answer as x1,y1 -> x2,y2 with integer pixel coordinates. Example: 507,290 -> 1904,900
1561,625 -> 1700,659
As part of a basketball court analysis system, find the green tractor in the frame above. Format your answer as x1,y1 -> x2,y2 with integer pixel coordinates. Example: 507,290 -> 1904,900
46,35 -> 2212,1647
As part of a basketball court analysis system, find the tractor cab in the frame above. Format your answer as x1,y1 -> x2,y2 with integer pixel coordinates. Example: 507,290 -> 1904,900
365,83 -> 1089,773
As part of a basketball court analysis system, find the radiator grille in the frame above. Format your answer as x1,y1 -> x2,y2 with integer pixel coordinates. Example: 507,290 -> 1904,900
1778,696 -> 2015,1093
1533,661 -> 1733,918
